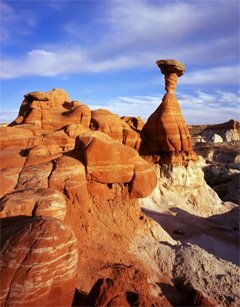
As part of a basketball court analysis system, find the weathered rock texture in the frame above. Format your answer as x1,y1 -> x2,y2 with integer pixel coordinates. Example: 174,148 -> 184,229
0,216 -> 78,307
139,159 -> 235,217
9,89 -> 91,132
142,59 -> 198,163
1,81 -> 239,307
0,188 -> 66,220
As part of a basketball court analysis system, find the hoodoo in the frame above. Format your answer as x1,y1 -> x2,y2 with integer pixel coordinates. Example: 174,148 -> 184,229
142,59 -> 198,163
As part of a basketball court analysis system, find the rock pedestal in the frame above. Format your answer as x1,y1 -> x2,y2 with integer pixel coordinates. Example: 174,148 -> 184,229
142,59 -> 198,163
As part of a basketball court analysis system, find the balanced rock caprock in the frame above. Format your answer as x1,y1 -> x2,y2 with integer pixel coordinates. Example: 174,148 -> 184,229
142,59 -> 198,163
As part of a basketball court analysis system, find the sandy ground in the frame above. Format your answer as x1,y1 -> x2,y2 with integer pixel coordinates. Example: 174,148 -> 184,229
142,206 -> 240,266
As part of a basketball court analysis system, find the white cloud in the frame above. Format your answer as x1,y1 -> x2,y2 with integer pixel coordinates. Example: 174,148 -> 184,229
88,90 -> 240,125
178,65 -> 240,85
28,50 -> 56,57
105,1 -> 211,44
216,90 -> 240,103
1,0 -> 239,79
1,48 -> 149,78
1,48 -> 89,78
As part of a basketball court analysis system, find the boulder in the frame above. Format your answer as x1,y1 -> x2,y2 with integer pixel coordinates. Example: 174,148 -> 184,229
130,157 -> 157,198
71,104 -> 91,128
27,133 -> 63,155
225,129 -> 239,142
65,124 -> 86,139
76,131 -> 138,183
0,216 -> 78,307
0,188 -> 66,220
25,144 -> 62,167
47,88 -> 71,107
201,120 -> 240,143
211,134 -> 223,143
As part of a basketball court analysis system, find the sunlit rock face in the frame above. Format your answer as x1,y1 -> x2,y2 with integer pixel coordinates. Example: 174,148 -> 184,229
142,59 -> 198,164
9,88 -> 91,131
0,216 -> 78,307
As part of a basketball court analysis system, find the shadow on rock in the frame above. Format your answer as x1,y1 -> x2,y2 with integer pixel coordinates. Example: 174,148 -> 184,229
142,206 -> 240,265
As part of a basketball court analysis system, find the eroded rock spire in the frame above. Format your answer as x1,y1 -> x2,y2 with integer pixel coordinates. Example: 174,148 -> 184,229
142,59 -> 198,163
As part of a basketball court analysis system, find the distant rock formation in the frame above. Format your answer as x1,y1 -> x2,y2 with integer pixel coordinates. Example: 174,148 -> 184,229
142,59 -> 198,163
188,120 -> 240,144
189,121 -> 240,204
201,120 -> 240,143
205,119 -> 240,131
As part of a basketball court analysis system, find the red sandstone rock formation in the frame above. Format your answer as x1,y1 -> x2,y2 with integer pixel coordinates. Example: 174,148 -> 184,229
90,109 -> 123,142
0,188 -> 66,220
204,119 -> 240,131
142,59 -> 198,163
1,88 -> 162,306
48,155 -> 89,206
0,127 -> 33,148
9,89 -> 91,131
76,131 -> 138,183
121,116 -> 145,131
0,216 -> 78,307
84,278 -> 126,306
1,86 -> 239,307
74,131 -> 156,197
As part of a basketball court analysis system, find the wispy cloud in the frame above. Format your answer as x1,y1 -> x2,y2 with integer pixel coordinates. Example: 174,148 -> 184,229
0,2 -> 36,44
1,0 -> 239,79
179,65 -> 240,85
178,90 -> 240,124
89,90 -> 240,124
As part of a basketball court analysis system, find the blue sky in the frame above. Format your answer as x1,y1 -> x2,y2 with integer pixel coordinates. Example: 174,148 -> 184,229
1,0 -> 239,124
